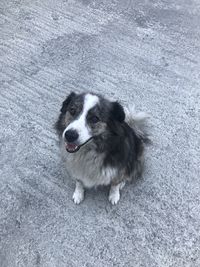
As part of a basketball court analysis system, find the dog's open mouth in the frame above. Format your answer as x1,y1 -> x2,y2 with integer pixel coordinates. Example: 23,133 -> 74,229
64,137 -> 93,153
65,142 -> 80,153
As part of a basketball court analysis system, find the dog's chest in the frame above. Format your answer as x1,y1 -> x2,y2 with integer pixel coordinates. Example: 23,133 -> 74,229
61,145 -> 116,188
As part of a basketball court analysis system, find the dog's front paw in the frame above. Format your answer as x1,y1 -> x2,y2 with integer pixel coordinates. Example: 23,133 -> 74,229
73,190 -> 84,204
109,191 -> 120,205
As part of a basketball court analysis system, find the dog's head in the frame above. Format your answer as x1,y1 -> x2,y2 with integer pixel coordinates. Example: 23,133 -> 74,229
56,92 -> 125,153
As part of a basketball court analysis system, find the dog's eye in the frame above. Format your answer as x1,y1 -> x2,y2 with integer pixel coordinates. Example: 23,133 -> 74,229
89,115 -> 99,124
69,107 -> 76,116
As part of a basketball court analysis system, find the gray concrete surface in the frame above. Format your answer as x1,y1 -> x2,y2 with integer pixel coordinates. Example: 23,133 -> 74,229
0,0 -> 200,266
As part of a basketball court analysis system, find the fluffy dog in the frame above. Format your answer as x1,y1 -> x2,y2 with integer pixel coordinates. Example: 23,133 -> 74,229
55,92 -> 149,204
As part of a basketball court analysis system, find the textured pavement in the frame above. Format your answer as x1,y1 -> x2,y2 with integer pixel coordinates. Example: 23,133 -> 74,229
0,0 -> 200,266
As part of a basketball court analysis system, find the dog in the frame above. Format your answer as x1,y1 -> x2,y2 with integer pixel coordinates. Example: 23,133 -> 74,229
55,92 -> 150,205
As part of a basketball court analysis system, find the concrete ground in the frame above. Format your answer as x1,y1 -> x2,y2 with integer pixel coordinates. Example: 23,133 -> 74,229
0,0 -> 200,266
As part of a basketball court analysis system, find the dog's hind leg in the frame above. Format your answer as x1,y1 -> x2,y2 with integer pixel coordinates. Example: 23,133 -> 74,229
108,181 -> 125,205
73,180 -> 85,204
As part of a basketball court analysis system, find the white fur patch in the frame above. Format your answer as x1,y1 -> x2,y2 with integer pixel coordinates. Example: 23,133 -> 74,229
73,181 -> 84,204
124,105 -> 150,139
124,105 -> 149,124
102,167 -> 117,182
109,183 -> 121,205
63,94 -> 99,144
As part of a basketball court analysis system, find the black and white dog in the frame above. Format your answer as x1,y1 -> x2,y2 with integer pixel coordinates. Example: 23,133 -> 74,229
55,92 -> 149,205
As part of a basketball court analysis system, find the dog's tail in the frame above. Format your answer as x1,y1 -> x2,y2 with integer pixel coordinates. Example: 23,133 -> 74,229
124,105 -> 151,144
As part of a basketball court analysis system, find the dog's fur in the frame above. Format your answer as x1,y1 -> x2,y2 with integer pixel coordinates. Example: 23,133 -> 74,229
55,92 -> 150,204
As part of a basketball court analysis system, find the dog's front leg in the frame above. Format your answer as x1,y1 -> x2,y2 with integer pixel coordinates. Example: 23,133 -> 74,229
72,180 -> 85,204
108,181 -> 125,205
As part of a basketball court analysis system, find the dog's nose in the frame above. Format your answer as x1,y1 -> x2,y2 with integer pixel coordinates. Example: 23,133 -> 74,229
65,130 -> 79,143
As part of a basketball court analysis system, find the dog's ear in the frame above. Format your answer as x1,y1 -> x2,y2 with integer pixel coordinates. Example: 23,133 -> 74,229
60,92 -> 76,114
110,102 -> 125,122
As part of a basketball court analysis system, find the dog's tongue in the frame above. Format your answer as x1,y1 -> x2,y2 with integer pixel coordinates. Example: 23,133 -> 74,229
65,142 -> 78,152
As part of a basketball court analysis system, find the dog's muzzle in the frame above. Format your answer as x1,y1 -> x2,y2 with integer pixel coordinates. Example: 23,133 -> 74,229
64,130 -> 80,153
64,134 -> 93,154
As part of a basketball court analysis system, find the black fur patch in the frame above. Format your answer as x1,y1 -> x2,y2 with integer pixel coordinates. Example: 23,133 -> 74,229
110,102 -> 125,122
55,92 -> 76,136
94,122 -> 144,177
60,92 -> 76,113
